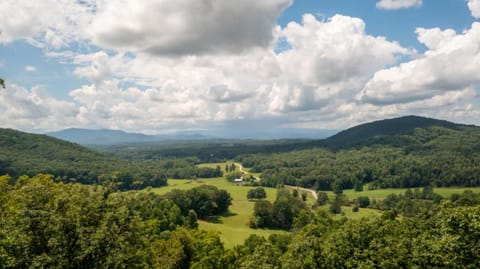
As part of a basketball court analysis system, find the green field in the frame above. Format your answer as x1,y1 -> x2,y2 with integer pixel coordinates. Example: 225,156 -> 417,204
153,177 -> 290,248
197,162 -> 233,173
154,163 -> 480,247
329,186 -> 480,200
315,205 -> 382,220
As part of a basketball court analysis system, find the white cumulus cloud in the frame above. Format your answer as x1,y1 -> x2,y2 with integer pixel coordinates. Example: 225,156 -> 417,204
90,0 -> 292,55
1,1 -> 478,132
272,14 -> 409,112
361,22 -> 480,105
468,0 -> 480,19
376,0 -> 422,10
0,0 -> 93,48
24,65 -> 37,72
0,84 -> 79,132
54,14 -> 409,131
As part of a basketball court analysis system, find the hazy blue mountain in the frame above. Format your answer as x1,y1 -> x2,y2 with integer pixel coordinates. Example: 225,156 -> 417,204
46,128 -> 158,145
47,127 -> 336,145
46,115 -> 470,147
202,128 -> 337,139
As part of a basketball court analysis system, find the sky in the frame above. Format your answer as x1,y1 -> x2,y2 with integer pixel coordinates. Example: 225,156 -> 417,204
1,0 -> 480,134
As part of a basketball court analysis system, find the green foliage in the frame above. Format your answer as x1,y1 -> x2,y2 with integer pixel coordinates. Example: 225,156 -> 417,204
316,192 -> 329,206
0,174 -> 185,268
0,128 -> 167,190
151,158 -> 223,179
292,189 -> 299,197
260,205 -> 480,269
225,171 -> 243,181
251,200 -> 274,228
101,138 -> 323,163
186,210 -> 199,229
247,187 -> 267,200
3,174 -> 480,268
450,190 -> 480,206
332,180 -> 343,195
356,196 -> 370,208
323,115 -> 463,149
237,125 -> 480,191
236,242 -> 282,269
354,179 -> 363,192
251,188 -> 307,230
164,185 -> 232,219
329,195 -> 342,214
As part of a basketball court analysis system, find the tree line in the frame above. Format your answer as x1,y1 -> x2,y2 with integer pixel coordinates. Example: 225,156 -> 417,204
237,127 -> 480,191
0,174 -> 234,268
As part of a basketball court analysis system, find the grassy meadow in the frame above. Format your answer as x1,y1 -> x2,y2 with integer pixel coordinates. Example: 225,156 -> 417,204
153,175 -> 291,248
327,186 -> 480,200
153,162 -> 480,247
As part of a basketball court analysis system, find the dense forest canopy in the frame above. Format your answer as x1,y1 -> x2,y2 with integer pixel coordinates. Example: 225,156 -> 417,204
100,116 -> 478,161
0,128 -> 167,190
0,174 -> 234,268
97,116 -> 480,192
237,125 -> 480,191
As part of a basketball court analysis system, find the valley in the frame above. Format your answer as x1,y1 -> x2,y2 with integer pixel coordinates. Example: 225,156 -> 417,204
1,116 -> 480,268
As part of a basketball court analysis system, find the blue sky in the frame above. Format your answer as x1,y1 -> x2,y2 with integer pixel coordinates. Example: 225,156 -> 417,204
0,0 -> 480,134
279,0 -> 474,50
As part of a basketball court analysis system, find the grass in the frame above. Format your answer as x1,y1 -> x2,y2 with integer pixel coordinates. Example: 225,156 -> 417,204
198,200 -> 288,248
155,162 -> 480,247
432,187 -> 480,198
323,186 -> 480,200
316,205 -> 382,220
152,176 -> 288,248
197,162 -> 232,173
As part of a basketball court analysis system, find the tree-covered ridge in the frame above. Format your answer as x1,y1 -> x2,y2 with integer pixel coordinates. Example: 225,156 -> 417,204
101,116 -> 478,163
238,125 -> 480,190
321,115 -> 469,149
0,128 -> 167,189
100,139 -> 317,163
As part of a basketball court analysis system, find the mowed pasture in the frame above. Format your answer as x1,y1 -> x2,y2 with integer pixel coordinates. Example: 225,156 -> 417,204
153,162 -> 480,247
152,176 -> 293,248
329,186 -> 480,200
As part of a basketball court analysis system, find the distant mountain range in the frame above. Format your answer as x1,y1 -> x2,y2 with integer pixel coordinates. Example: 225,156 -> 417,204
46,115 -> 477,146
2,115 -> 478,179
47,128 -> 159,145
46,127 -> 338,145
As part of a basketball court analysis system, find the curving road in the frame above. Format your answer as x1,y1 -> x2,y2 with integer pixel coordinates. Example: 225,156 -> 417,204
235,162 -> 260,180
285,185 -> 318,200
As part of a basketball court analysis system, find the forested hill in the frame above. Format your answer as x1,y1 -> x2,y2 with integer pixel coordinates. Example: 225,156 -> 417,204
0,128 -> 167,189
47,128 -> 158,145
102,116 -> 479,162
238,119 -> 480,190
321,115 -> 473,149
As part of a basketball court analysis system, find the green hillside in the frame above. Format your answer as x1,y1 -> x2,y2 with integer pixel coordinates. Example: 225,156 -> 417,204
0,128 -> 166,189
321,115 -> 471,149
102,116 -> 476,162
237,118 -> 480,190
